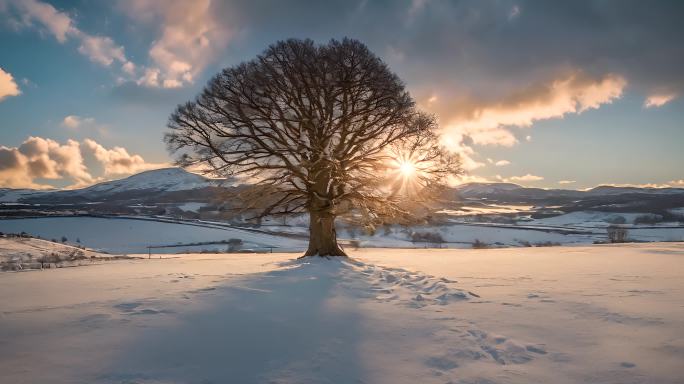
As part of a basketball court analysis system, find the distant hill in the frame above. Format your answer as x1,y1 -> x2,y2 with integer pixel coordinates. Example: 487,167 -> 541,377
0,168 -> 238,204
452,182 -> 684,214
1,171 -> 683,217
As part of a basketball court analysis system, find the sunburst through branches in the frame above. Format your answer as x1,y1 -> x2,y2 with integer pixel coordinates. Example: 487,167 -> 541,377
385,131 -> 462,199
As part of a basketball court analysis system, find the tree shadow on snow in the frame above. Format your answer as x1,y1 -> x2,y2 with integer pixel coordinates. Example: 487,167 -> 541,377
97,258 -> 368,384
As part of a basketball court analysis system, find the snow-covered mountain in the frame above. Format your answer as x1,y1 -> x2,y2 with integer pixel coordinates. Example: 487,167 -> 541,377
452,182 -> 684,215
455,182 -> 684,199
0,188 -> 51,203
455,182 -> 522,196
80,168 -> 214,194
585,185 -> 684,196
0,168 -> 237,204
1,172 -> 683,217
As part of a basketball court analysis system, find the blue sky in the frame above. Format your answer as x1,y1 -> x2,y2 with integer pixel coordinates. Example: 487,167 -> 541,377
0,0 -> 682,189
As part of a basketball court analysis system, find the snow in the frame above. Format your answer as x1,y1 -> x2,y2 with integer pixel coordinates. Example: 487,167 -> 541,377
529,211 -> 645,227
177,202 -> 207,212
455,182 -> 522,195
3,216 -> 682,255
82,167 -> 212,193
0,237 -> 107,265
438,204 -> 534,216
668,207 -> 684,216
0,217 -> 308,254
1,243 -> 682,383
0,188 -> 48,202
0,168 -> 240,203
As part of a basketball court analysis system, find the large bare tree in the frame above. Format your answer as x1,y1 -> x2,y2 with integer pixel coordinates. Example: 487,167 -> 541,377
165,38 -> 460,256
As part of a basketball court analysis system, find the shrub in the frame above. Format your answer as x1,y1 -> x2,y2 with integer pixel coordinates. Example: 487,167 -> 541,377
472,239 -> 489,249
411,231 -> 445,245
227,238 -> 243,252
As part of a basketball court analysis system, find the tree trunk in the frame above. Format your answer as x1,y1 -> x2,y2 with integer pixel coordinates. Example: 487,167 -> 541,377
304,209 -> 346,256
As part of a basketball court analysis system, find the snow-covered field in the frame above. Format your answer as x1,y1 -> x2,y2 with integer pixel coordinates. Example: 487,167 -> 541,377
0,236 -> 118,270
1,243 -> 682,383
0,217 -> 308,254
2,215 -> 683,256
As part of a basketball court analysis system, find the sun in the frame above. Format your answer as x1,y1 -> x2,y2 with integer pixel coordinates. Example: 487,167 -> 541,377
399,160 -> 416,177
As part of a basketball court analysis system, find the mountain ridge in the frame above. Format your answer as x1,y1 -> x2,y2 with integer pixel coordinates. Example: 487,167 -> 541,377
1,169 -> 683,205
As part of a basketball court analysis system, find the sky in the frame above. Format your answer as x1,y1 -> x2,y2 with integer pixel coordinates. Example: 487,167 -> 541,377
0,0 -> 682,190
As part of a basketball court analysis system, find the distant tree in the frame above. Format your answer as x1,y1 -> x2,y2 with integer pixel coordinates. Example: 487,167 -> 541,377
226,238 -> 243,252
607,225 -> 628,243
166,38 -> 461,256
61,236 -> 68,243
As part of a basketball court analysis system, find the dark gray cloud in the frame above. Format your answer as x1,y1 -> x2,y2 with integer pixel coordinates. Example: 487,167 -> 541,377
212,0 -> 683,97
111,0 -> 683,110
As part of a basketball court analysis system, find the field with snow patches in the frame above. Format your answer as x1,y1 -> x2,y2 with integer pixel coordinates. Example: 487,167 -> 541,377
1,215 -> 683,255
0,243 -> 682,384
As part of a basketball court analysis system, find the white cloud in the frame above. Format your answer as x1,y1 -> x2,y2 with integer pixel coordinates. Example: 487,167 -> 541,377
0,67 -> 21,101
644,92 -> 677,108
2,0 -> 134,78
0,136 -> 167,189
122,0 -> 232,88
82,139 -> 166,177
494,160 -> 510,167
12,0 -> 75,43
0,136 -> 94,188
76,34 -> 126,66
61,115 -> 95,130
439,71 -> 626,148
450,174 -> 494,185
508,5 -> 521,20
122,61 -> 136,75
595,182 -> 673,189
426,71 -> 626,186
558,180 -> 576,185
439,135 -> 484,171
137,68 -> 160,87
504,174 -> 544,183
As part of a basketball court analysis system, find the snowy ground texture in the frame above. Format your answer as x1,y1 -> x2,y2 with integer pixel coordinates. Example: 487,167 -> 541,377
0,236 -> 118,270
1,244 -> 683,384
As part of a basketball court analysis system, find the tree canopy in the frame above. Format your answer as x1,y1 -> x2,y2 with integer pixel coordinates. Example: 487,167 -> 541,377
166,38 -> 461,256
